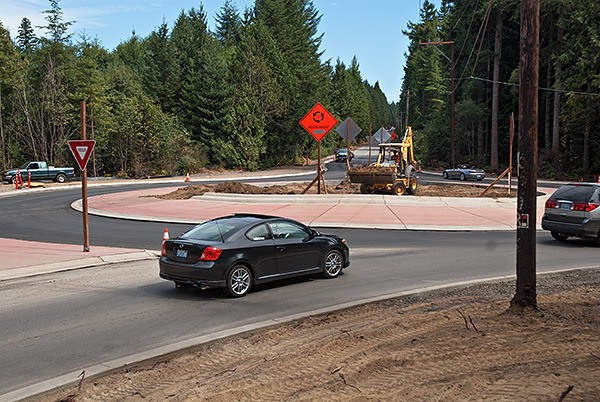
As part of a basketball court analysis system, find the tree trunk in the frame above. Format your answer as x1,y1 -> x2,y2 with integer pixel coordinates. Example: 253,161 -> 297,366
551,26 -> 563,155
490,7 -> 503,171
0,87 -> 6,168
583,83 -> 591,172
544,60 -> 552,152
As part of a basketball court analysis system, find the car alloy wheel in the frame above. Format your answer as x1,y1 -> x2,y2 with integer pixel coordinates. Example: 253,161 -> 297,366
322,250 -> 343,278
460,173 -> 466,181
226,265 -> 252,297
442,171 -> 448,179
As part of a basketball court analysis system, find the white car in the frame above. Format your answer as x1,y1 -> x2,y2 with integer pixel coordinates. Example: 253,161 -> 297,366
442,165 -> 485,181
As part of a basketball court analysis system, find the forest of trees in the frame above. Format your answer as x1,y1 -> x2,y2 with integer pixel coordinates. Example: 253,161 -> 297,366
401,0 -> 599,179
0,0 -> 394,177
0,0 -> 598,179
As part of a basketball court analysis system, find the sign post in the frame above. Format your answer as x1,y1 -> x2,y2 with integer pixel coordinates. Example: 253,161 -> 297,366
68,101 -> 96,252
299,102 -> 338,194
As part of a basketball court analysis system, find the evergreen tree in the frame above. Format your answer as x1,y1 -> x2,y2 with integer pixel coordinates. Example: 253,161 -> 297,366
215,18 -> 288,169
143,21 -> 178,112
215,0 -> 242,47
254,0 -> 329,163
16,18 -> 37,53
172,6 -> 231,161
40,0 -> 74,44
401,0 -> 447,164
113,31 -> 146,79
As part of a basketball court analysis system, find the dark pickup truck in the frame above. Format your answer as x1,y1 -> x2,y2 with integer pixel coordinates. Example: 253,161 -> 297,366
2,161 -> 75,184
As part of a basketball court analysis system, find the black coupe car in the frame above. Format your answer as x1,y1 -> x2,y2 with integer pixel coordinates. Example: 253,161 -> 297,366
159,214 -> 350,297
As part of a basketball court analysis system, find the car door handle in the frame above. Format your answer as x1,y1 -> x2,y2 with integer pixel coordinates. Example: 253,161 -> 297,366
276,246 -> 286,252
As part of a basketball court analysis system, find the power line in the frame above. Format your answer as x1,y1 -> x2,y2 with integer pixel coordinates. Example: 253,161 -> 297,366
465,76 -> 600,97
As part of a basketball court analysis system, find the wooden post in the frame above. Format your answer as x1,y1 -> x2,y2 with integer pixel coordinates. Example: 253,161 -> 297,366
511,0 -> 540,311
508,113 -> 514,195
317,141 -> 321,194
81,101 -> 90,252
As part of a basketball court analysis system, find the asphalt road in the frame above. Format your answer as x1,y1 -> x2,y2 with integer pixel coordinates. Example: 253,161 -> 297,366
2,229 -> 599,396
0,161 -> 580,398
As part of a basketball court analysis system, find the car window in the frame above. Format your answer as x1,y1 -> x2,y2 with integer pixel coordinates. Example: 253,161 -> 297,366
269,221 -> 310,239
183,218 -> 249,242
550,185 -> 598,203
29,163 -> 39,169
246,224 -> 272,241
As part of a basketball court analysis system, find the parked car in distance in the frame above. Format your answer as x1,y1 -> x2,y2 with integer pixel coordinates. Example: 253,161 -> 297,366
2,161 -> 75,184
159,214 -> 350,297
542,183 -> 600,245
334,148 -> 354,163
442,164 -> 485,181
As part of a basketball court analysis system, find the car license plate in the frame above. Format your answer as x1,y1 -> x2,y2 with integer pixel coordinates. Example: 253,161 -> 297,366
559,203 -> 571,210
176,249 -> 188,258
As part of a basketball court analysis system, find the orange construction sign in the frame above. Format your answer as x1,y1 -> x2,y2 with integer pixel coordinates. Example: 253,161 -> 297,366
299,102 -> 338,142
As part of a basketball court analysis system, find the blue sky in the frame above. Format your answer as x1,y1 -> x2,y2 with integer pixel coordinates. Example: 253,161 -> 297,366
2,0 -> 442,102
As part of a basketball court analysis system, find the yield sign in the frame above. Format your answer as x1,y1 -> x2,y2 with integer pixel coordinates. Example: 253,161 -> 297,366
299,102 -> 338,142
68,140 -> 96,171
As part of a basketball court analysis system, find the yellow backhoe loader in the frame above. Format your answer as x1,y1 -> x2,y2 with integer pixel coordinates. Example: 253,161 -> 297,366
348,126 -> 418,196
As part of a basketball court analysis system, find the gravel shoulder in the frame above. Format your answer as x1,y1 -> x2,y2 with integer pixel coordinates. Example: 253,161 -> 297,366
35,269 -> 600,402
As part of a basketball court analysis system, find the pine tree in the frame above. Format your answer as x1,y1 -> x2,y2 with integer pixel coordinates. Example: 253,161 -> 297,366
215,0 -> 242,47
40,0 -> 73,44
16,18 -> 37,53
171,7 -> 231,161
254,0 -> 329,163
143,21 -> 178,112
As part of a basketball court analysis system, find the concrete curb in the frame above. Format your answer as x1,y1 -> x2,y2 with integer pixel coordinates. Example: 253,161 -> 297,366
0,250 -> 159,281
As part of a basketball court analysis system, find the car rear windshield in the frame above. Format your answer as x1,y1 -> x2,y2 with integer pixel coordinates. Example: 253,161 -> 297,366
549,185 -> 599,203
183,217 -> 258,242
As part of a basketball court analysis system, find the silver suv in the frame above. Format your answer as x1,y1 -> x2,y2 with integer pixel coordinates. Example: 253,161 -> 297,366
542,183 -> 600,245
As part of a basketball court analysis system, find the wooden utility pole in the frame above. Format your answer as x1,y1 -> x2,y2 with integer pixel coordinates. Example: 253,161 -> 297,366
511,0 -> 540,311
81,101 -> 90,252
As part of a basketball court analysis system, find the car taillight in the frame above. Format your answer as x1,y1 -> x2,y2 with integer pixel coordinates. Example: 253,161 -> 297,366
545,200 -> 557,209
200,246 -> 222,261
573,202 -> 599,212
161,241 -> 167,256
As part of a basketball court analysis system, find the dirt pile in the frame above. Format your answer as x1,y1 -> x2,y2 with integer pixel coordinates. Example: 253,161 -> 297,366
156,181 -> 515,200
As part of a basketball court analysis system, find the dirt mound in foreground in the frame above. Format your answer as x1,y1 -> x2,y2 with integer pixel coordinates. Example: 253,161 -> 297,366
38,269 -> 600,401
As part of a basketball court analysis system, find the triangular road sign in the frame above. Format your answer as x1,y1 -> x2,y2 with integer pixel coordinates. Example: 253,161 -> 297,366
68,140 -> 96,171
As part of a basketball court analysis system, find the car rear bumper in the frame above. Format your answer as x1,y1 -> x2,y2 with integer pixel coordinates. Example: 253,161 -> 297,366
542,217 -> 600,239
159,258 -> 226,287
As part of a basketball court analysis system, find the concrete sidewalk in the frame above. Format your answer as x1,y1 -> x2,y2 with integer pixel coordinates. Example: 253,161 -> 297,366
0,169 -> 552,280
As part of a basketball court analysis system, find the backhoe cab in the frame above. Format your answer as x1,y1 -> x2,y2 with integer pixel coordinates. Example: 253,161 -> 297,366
348,126 -> 418,196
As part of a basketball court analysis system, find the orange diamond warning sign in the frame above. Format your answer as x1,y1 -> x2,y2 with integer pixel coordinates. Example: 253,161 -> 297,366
68,140 -> 96,171
299,102 -> 338,142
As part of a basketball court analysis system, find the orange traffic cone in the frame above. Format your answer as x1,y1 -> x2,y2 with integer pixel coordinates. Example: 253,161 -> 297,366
185,173 -> 190,182
161,228 -> 169,256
